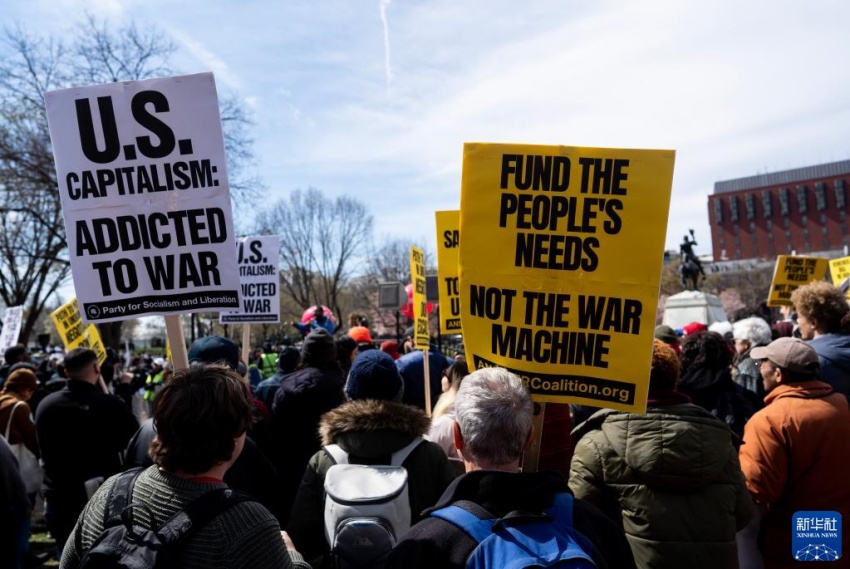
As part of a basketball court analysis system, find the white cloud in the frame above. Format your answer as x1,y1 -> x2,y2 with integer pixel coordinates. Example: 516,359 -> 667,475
8,0 -> 850,258
165,26 -> 244,91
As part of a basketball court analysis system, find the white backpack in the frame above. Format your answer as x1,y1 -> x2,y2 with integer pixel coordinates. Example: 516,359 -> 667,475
323,438 -> 423,569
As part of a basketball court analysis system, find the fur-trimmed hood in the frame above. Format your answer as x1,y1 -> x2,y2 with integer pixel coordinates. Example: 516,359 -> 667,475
318,399 -> 431,459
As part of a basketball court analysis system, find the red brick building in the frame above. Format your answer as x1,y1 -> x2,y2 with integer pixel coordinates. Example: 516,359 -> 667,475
708,160 -> 850,262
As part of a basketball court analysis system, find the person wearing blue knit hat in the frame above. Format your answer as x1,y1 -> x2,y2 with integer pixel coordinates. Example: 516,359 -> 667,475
287,350 -> 454,564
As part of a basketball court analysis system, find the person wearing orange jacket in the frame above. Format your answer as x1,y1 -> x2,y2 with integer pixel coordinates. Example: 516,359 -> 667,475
740,337 -> 850,568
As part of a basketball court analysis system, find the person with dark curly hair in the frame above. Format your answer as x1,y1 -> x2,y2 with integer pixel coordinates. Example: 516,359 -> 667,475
678,331 -> 761,446
61,363 -> 310,569
790,280 -> 850,398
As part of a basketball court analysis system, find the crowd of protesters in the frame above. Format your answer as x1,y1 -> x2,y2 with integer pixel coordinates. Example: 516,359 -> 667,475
2,282 -> 850,568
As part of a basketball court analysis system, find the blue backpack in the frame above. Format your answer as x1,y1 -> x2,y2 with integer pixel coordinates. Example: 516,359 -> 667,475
430,492 -> 598,568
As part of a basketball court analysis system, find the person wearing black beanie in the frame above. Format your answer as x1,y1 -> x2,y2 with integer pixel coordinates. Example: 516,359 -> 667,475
270,329 -> 345,526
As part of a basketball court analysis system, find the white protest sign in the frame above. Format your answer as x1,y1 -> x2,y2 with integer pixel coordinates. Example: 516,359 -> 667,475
220,235 -> 281,324
0,306 -> 24,353
44,72 -> 240,323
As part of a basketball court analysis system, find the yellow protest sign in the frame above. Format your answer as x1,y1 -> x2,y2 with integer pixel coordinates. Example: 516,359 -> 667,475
435,211 -> 462,334
767,255 -> 829,306
829,256 -> 850,296
459,143 -> 675,413
50,298 -> 107,364
410,246 -> 429,351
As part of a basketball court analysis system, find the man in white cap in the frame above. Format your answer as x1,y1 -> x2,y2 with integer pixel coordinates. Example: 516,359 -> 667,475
740,337 -> 850,568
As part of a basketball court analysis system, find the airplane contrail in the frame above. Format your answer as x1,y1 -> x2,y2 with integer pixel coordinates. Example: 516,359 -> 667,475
379,0 -> 393,89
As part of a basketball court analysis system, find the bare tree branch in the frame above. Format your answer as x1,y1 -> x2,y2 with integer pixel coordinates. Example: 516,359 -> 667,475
0,16 -> 260,343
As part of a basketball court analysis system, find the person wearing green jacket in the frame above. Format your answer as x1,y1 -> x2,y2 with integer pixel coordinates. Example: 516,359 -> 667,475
569,339 -> 753,569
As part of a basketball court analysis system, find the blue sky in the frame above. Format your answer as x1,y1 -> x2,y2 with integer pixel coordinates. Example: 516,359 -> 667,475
7,0 -> 850,259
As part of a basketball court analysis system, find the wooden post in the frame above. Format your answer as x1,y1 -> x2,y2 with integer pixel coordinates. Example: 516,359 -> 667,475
423,351 -> 431,417
241,325 -> 251,365
521,402 -> 546,473
164,315 -> 188,370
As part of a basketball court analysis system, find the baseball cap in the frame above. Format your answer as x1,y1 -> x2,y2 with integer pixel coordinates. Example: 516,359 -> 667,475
750,337 -> 819,375
187,335 -> 239,370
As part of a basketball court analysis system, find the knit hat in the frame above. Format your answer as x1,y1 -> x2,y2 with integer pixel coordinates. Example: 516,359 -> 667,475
649,339 -> 681,391
771,321 -> 795,339
301,328 -> 337,367
348,326 -> 373,344
751,337 -> 819,376
2,368 -> 37,393
187,335 -> 239,370
380,340 -> 400,360
278,346 -> 300,374
708,320 -> 733,337
654,325 -> 678,344
682,322 -> 708,336
344,350 -> 404,402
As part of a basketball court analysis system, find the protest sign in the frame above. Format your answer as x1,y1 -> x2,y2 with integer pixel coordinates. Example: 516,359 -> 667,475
44,72 -> 240,324
410,245 -> 431,415
829,256 -> 850,297
435,211 -> 462,334
767,255 -> 829,306
0,306 -> 24,353
459,143 -> 675,413
220,236 -> 281,324
50,298 -> 107,364
410,246 -> 429,350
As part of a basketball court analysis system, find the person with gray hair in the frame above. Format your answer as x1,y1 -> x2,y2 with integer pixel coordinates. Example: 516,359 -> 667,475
387,367 -> 635,569
732,316 -> 773,397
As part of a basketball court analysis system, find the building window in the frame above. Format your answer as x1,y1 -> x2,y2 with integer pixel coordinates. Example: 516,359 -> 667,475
836,179 -> 846,208
797,185 -> 808,214
768,243 -> 775,255
823,226 -> 829,236
783,218 -> 790,229
779,188 -> 790,215
713,199 -> 723,223
821,213 -> 827,224
762,191 -> 772,218
745,193 -> 756,220
767,231 -> 773,240
786,242 -> 793,253
729,195 -> 739,222
767,220 -> 773,230
802,215 -> 808,226
815,182 -> 827,211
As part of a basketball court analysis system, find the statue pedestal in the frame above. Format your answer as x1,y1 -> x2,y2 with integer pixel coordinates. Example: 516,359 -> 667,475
663,290 -> 727,329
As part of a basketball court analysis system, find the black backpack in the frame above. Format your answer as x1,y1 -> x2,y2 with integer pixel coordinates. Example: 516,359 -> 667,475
77,468 -> 250,568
